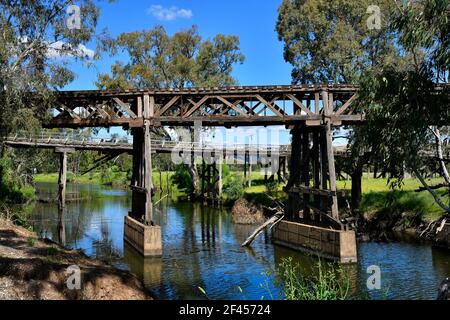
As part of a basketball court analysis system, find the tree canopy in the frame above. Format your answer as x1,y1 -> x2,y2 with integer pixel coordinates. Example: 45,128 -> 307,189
276,0 -> 402,84
96,25 -> 245,90
358,0 -> 450,191
0,0 -> 108,135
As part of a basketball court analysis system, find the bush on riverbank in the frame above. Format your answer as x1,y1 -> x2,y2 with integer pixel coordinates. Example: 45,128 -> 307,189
0,156 -> 36,203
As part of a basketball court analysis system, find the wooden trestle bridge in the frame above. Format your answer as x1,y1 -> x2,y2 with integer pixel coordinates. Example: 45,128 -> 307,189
7,84 -> 365,261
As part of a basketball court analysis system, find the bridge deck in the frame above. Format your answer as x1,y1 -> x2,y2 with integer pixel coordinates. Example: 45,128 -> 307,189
47,84 -> 364,128
3,135 -> 296,156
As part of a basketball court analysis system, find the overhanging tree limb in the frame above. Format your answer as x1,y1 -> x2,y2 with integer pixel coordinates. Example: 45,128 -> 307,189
412,166 -> 450,214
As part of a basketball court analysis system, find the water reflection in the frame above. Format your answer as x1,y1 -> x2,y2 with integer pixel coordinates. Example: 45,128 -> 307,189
124,242 -> 162,289
57,207 -> 66,246
29,182 -> 450,300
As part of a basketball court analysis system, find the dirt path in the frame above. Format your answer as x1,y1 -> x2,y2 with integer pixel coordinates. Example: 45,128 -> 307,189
0,219 -> 152,300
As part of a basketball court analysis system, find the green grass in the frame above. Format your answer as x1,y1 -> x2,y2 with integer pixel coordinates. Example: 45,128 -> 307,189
34,171 -> 178,189
336,175 -> 447,222
278,257 -> 351,300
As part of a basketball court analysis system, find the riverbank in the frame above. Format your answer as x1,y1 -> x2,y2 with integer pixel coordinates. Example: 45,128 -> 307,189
0,218 -> 152,300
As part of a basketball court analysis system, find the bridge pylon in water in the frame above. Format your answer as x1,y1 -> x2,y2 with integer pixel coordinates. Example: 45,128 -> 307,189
125,95 -> 162,256
276,89 -> 357,263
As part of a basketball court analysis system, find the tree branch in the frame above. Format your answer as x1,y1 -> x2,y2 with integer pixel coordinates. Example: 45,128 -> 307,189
412,166 -> 450,213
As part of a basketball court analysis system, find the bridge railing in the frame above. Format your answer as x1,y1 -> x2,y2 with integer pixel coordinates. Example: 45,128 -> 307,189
5,130 -> 292,153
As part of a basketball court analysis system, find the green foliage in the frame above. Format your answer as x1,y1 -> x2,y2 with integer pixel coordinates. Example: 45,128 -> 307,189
0,1 -> 105,136
266,181 -> 280,195
0,154 -> 36,203
27,237 -> 36,247
278,257 -> 350,300
356,0 -> 450,190
223,175 -> 244,200
97,25 -> 245,89
276,0 -> 401,84
171,164 -> 194,194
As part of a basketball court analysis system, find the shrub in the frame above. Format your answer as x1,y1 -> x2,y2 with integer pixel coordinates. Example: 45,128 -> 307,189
278,257 -> 350,300
171,164 -> 194,194
223,175 -> 244,200
266,181 -> 280,194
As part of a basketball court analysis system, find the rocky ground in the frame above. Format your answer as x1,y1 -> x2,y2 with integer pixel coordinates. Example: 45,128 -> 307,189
0,219 -> 152,300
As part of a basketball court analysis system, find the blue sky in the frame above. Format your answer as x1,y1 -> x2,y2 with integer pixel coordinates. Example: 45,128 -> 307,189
67,0 -> 293,90
65,0 -> 300,145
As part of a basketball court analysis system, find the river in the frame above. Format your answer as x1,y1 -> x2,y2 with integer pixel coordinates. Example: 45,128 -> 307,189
27,182 -> 450,300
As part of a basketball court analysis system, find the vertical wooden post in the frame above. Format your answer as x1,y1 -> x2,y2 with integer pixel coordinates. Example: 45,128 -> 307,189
125,94 -> 162,257
207,163 -> 211,201
286,127 -> 302,221
144,94 -> 153,223
312,129 -> 321,216
212,162 -> 217,204
244,151 -> 248,185
301,127 -> 311,220
58,151 -> 67,210
137,96 -> 143,118
201,160 -> 205,199
322,89 -> 339,220
218,156 -> 223,203
57,151 -> 67,245
248,154 -> 252,188
264,160 -> 268,184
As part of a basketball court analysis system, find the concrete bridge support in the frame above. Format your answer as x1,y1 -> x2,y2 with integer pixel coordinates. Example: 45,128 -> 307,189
124,95 -> 162,257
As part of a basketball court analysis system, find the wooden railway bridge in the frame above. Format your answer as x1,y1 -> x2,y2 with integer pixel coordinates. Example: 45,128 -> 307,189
7,83 -> 450,262
34,84 -> 362,261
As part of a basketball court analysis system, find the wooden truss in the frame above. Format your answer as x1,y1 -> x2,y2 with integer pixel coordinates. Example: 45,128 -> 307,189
47,84 -> 364,128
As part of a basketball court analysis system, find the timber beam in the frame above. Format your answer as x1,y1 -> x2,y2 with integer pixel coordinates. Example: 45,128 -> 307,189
44,84 -> 367,129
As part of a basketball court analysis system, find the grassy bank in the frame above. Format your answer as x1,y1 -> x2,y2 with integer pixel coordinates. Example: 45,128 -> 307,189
336,175 -> 446,222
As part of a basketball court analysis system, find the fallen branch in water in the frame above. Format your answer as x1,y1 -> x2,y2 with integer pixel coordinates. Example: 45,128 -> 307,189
241,210 -> 284,247
420,215 -> 448,239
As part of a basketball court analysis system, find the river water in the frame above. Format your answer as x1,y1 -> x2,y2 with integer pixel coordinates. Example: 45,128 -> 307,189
28,182 -> 450,300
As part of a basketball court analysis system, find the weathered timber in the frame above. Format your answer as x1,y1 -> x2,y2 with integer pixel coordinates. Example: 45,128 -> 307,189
46,85 -> 366,129
242,211 -> 284,247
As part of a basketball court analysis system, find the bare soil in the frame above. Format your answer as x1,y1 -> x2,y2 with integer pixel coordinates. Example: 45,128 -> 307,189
0,219 -> 152,300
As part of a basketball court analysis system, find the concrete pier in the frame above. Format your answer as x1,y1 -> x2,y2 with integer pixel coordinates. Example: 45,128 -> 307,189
272,220 -> 357,263
124,216 -> 162,257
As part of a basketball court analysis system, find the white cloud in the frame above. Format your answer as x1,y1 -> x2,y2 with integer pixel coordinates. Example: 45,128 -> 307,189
147,5 -> 193,21
46,41 -> 95,59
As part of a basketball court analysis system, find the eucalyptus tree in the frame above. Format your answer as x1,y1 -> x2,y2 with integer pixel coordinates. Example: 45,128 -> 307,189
0,0 -> 110,199
276,0 -> 405,210
96,25 -> 245,196
358,0 -> 450,224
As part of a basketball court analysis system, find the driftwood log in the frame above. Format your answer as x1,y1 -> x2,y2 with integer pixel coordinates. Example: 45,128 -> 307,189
241,209 -> 284,247
437,278 -> 450,300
